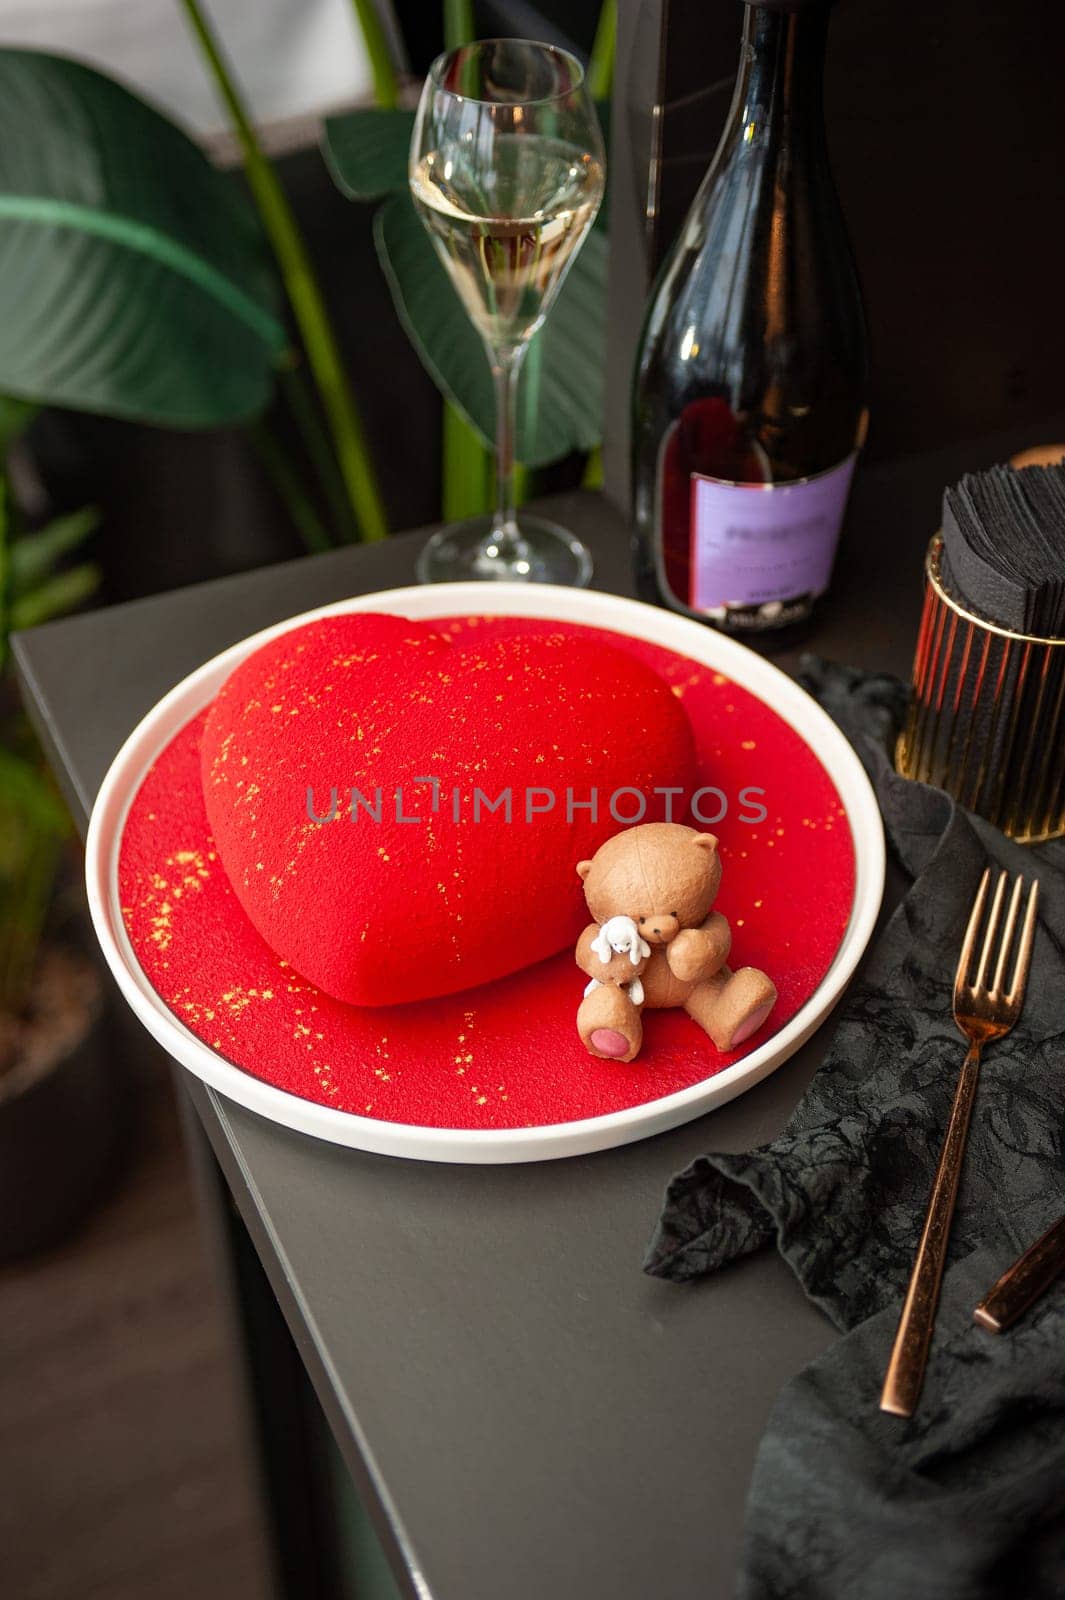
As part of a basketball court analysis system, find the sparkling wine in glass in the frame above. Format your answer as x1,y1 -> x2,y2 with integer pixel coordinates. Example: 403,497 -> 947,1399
410,39 -> 606,586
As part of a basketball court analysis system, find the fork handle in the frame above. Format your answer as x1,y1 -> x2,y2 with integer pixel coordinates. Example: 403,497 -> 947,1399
973,1214 -> 1065,1333
880,1041 -> 982,1417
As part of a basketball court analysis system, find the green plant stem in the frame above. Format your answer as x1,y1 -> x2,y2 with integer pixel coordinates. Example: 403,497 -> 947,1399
348,0 -> 401,108
438,0 -> 492,532
245,419 -> 333,553
279,363 -> 358,543
442,400 -> 492,521
179,0 -> 388,542
588,0 -> 618,100
581,446 -> 604,489
443,0 -> 476,50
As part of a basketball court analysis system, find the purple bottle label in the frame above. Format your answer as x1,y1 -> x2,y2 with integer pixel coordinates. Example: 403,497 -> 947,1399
689,455 -> 857,615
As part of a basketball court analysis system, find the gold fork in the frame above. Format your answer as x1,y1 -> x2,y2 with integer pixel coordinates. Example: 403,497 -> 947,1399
880,868 -> 1040,1418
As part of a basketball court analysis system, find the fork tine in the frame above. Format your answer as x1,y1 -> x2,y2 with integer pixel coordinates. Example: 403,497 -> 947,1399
1007,880 -> 1040,1005
955,868 -> 990,993
974,870 -> 1009,993
991,875 -> 1024,995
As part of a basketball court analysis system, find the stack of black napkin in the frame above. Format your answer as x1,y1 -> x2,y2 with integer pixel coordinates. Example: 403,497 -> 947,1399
645,658 -> 1065,1600
941,462 -> 1065,634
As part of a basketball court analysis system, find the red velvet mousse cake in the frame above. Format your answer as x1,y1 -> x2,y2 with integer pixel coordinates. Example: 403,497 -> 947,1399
200,613 -> 698,1008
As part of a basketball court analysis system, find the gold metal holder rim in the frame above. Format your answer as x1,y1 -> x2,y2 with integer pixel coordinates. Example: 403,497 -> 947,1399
927,534 -> 1065,648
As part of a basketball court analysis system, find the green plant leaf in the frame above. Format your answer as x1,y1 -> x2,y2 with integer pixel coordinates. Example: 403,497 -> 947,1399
0,49 -> 286,427
10,561 -> 100,630
374,193 -> 605,467
322,109 -> 415,202
10,505 -> 99,595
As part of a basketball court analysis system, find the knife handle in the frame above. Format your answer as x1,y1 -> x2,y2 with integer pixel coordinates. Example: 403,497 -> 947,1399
973,1214 -> 1065,1333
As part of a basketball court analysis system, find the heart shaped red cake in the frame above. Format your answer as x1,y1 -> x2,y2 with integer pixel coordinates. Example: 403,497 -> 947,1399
200,613 -> 697,1006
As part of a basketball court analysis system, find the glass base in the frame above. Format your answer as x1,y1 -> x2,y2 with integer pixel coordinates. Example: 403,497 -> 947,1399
415,514 -> 593,588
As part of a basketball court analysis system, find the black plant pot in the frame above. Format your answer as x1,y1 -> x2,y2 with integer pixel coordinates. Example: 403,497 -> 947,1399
0,964 -> 124,1264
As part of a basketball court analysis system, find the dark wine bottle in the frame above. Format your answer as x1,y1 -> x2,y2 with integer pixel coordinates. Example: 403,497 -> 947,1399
631,0 -> 868,640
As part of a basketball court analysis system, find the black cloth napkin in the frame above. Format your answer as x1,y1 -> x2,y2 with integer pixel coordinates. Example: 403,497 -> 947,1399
740,1246 -> 1065,1600
644,657 -> 1065,1599
941,462 -> 1065,635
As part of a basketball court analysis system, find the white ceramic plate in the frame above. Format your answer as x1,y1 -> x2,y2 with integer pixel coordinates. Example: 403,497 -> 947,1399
86,583 -> 884,1163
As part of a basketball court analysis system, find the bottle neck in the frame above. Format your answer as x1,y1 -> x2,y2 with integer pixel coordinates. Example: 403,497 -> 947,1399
725,3 -> 829,161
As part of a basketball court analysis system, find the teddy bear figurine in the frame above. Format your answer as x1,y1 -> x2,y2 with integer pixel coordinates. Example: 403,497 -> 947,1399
574,823 -> 776,1063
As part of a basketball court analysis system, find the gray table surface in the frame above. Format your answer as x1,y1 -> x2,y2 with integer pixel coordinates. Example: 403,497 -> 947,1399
14,423 -> 1058,1600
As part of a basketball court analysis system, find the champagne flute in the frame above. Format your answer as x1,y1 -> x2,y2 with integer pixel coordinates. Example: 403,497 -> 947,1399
409,39 -> 606,585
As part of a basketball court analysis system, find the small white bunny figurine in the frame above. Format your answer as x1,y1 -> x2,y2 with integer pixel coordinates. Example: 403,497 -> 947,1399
583,915 -> 651,1005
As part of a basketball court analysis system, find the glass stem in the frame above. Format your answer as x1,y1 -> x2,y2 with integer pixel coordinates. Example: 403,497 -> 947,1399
490,346 -> 526,551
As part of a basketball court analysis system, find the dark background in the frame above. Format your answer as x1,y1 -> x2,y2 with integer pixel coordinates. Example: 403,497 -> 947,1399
666,0 -> 1065,466
27,0 -> 1065,598
604,0 -> 1065,496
